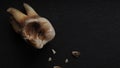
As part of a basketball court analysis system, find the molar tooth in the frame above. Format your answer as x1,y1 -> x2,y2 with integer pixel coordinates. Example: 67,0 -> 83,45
7,3 -> 56,49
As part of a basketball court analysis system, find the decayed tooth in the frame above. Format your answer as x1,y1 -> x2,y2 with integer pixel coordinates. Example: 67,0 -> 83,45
23,3 -> 38,17
7,8 -> 27,24
7,3 -> 56,49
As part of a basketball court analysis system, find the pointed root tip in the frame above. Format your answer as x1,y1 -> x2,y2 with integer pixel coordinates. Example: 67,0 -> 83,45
7,7 -> 17,13
23,3 -> 29,7
7,8 -> 13,12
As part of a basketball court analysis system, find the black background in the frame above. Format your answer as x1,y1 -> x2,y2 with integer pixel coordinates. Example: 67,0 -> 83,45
0,0 -> 120,68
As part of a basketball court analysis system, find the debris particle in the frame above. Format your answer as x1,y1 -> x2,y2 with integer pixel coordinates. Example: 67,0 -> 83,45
65,58 -> 69,63
72,51 -> 80,58
48,57 -> 52,62
53,66 -> 62,68
52,49 -> 56,54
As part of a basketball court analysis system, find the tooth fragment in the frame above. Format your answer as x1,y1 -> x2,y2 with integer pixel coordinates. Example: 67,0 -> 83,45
72,51 -> 80,58
53,66 -> 62,68
48,57 -> 52,62
65,58 -> 69,63
52,49 -> 56,54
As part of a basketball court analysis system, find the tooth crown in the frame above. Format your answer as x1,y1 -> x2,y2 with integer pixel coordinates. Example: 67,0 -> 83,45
7,3 -> 56,49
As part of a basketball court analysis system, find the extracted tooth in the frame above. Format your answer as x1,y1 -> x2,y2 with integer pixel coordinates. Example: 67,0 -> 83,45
7,8 -> 27,24
7,3 -> 56,49
23,3 -> 38,17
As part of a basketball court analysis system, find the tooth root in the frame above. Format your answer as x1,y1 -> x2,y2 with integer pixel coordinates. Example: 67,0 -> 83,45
7,8 -> 27,24
23,3 -> 38,17
10,17 -> 21,33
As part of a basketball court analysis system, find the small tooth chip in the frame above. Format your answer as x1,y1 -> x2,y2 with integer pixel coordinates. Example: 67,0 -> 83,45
53,66 -> 62,68
52,49 -> 56,54
48,57 -> 52,62
65,58 -> 69,63
72,51 -> 80,58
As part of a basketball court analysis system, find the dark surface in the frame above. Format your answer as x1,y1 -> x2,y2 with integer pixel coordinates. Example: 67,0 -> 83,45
0,0 -> 120,68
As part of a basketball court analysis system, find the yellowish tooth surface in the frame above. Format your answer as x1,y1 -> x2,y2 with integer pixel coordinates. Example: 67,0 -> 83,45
7,8 -> 27,24
23,3 -> 38,16
7,3 -> 56,49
